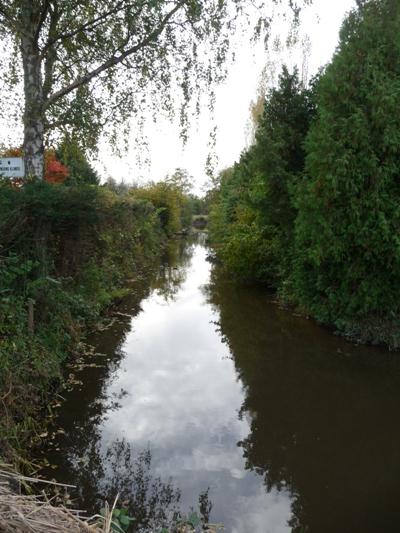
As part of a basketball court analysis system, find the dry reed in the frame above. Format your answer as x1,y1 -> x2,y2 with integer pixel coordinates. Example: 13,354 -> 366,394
0,467 -> 114,533
0,467 -> 224,533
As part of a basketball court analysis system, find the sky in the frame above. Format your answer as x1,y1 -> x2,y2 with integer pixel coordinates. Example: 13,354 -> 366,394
0,0 -> 357,194
97,0 -> 357,194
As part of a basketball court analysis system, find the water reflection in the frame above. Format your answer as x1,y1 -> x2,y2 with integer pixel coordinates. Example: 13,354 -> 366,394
40,239 -> 195,522
152,239 -> 193,302
40,237 -> 400,533
208,269 -> 400,533
93,439 -> 183,531
41,238 -> 293,532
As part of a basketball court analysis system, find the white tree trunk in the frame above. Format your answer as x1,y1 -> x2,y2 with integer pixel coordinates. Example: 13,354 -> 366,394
21,34 -> 44,179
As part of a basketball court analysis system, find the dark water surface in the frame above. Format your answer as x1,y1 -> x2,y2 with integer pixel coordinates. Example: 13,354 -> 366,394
41,237 -> 400,533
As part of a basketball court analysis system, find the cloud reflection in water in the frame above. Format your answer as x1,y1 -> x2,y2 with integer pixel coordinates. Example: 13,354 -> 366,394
96,243 -> 292,532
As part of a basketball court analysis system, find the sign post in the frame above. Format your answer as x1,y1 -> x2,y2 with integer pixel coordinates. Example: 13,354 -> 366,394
0,158 -> 25,178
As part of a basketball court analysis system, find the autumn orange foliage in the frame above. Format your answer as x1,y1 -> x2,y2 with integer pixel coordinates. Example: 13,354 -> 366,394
44,150 -> 69,184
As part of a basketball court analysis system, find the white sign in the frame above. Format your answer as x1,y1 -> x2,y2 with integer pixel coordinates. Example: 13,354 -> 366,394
0,157 -> 25,178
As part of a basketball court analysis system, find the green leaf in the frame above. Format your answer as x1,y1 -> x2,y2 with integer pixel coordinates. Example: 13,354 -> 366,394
188,512 -> 201,527
119,515 -> 131,526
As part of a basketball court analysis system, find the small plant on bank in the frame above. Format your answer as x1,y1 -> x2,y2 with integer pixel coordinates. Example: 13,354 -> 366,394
99,506 -> 136,532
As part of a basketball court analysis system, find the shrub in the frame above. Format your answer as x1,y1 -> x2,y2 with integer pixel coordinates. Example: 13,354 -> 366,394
0,181 -> 162,459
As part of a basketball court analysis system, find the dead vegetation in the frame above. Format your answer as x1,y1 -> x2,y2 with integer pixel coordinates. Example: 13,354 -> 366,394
0,466 -> 224,533
0,467 -> 115,533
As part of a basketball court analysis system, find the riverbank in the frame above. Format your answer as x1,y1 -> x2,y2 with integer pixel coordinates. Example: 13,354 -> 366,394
0,461 -> 220,533
0,472 -> 101,532
205,0 -> 400,353
35,237 -> 400,533
208,247 -> 400,351
0,180 -> 179,465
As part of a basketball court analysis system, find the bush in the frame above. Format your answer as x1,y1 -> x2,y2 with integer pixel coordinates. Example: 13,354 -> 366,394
132,181 -> 191,235
0,181 -> 163,459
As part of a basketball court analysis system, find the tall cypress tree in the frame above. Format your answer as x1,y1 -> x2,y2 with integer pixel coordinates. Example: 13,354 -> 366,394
249,66 -> 315,283
209,67 -> 315,284
293,0 -> 400,342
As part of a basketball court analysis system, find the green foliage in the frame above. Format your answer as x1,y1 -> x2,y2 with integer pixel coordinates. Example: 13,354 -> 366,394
0,180 -> 164,460
99,507 -> 136,533
209,67 -> 315,285
291,0 -> 400,334
0,175 -> 205,459
166,168 -> 193,196
153,510 -> 215,533
0,0 -> 295,153
57,137 -> 100,185
188,195 -> 208,216
132,180 -> 192,236
209,0 -> 400,348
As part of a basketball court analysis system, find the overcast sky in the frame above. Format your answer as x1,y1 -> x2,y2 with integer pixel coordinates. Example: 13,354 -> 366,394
0,0 -> 357,193
97,0 -> 357,194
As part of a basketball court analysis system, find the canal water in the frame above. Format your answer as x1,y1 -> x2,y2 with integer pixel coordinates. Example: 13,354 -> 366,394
41,236 -> 400,533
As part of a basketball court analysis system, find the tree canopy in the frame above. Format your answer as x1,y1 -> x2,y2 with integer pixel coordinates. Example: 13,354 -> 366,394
0,0 -> 303,177
292,0 -> 400,327
208,0 -> 400,348
209,66 -> 315,284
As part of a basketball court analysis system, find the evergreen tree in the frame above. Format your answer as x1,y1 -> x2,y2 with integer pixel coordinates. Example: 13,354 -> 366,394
57,137 -> 100,186
292,0 -> 400,337
209,67 -> 315,285
248,66 -> 315,283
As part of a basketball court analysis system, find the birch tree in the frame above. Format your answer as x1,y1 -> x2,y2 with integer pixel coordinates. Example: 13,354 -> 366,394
0,0 -> 303,178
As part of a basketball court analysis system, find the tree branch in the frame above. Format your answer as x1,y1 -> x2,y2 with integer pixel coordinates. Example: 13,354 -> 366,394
42,1 -> 59,101
41,0 -> 137,54
34,0 -> 51,44
45,1 -> 185,109
0,2 -> 15,27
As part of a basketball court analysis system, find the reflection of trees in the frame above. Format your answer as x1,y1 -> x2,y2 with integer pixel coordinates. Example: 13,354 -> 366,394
101,441 -> 181,531
38,286 -> 166,521
48,432 -> 212,532
41,237 -> 197,486
208,269 -> 400,533
69,437 -> 182,532
39,236 -> 212,531
152,238 -> 195,301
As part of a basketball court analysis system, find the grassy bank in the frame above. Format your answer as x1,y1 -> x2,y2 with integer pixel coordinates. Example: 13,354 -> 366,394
0,180 -> 169,463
